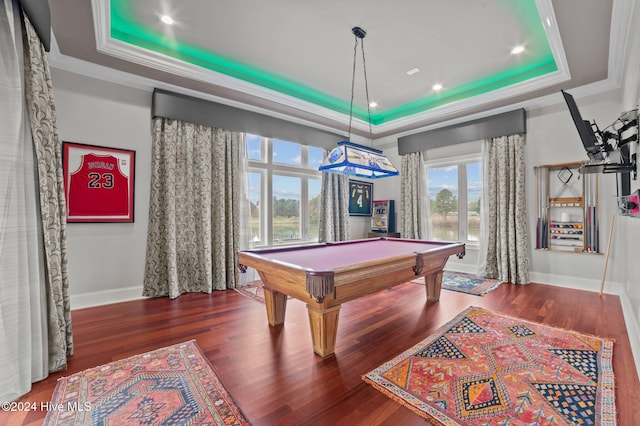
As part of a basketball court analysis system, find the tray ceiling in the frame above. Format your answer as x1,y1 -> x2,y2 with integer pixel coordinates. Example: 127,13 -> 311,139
48,0 -> 629,140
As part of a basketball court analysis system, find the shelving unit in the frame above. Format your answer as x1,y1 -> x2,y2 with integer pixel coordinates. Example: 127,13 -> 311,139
534,161 -> 599,253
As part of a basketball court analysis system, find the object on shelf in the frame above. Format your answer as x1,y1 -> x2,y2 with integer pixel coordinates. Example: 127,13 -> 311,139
534,161 -> 599,253
557,167 -> 574,184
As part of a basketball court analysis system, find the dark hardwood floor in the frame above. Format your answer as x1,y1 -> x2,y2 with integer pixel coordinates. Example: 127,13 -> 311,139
4,281 -> 639,425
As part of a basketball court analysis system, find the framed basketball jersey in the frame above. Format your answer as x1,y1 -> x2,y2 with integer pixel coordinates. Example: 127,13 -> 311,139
63,142 -> 135,222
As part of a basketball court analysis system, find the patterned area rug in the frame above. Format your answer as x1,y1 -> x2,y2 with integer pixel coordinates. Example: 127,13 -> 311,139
412,271 -> 502,296
235,280 -> 265,304
363,306 -> 616,425
44,340 -> 249,426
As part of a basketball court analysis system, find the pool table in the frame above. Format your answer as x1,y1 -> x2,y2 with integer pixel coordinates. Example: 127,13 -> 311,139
237,237 -> 465,356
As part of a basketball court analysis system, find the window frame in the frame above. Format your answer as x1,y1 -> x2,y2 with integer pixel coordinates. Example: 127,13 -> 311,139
425,153 -> 482,246
246,135 -> 323,247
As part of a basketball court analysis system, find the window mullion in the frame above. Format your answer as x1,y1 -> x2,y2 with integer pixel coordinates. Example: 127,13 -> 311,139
301,146 -> 308,239
459,164 -> 468,241
266,138 -> 274,245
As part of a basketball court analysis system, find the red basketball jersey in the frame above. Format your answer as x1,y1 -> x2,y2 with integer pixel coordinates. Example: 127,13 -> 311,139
67,153 -> 130,217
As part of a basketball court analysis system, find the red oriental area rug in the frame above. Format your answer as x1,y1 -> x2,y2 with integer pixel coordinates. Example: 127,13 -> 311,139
363,306 -> 616,425
44,340 -> 249,426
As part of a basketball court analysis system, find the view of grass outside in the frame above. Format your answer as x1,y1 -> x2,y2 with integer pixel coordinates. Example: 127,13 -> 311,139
272,175 -> 300,242
428,162 -> 482,242
272,216 -> 300,241
250,193 -> 320,242
429,196 -> 481,240
248,175 -> 320,243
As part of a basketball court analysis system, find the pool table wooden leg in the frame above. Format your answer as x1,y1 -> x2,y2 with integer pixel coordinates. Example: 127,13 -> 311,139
424,271 -> 444,302
306,304 -> 341,357
263,287 -> 288,325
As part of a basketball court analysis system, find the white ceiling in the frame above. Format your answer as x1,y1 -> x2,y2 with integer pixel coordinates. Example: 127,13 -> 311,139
48,0 -> 634,142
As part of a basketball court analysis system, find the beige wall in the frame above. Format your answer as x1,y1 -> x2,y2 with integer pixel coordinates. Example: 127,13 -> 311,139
52,69 -> 152,306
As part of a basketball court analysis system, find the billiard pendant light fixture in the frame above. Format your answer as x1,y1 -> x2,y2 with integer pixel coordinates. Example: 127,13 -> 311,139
319,27 -> 399,179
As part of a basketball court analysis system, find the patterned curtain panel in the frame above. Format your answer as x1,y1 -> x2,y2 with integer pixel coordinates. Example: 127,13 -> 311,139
399,151 -> 430,239
144,118 -> 241,299
23,10 -> 73,373
318,172 -> 350,242
0,2 -> 48,401
480,134 -> 530,284
0,3 -> 72,401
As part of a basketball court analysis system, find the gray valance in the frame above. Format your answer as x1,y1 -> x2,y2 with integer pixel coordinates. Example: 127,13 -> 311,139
20,0 -> 50,51
152,89 -> 342,150
398,109 -> 526,155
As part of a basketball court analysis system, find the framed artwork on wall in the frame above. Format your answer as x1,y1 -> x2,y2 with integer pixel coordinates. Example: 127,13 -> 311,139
62,142 -> 135,223
348,179 -> 373,216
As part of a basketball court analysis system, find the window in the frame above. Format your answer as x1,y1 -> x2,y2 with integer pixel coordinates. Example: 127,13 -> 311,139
426,157 -> 482,244
246,134 -> 323,246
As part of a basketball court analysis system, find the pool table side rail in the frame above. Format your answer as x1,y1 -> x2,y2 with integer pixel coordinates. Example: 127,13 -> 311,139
327,242 -> 465,304
237,251 -> 326,302
237,240 -> 465,304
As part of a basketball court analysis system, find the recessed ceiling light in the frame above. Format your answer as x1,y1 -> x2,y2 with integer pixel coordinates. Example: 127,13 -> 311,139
432,83 -> 443,91
511,45 -> 525,55
406,67 -> 420,76
160,15 -> 174,25
369,101 -> 378,108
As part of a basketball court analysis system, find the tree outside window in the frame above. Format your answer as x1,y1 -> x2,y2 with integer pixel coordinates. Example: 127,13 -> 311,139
427,160 -> 481,243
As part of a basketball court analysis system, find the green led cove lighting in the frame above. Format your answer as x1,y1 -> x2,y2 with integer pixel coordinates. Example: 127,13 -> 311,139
110,0 -> 556,125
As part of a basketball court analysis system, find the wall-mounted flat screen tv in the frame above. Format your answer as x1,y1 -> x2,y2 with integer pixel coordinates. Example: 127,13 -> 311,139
561,90 -> 607,162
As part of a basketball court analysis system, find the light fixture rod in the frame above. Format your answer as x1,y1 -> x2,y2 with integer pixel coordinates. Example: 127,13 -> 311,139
347,26 -> 374,142
360,31 -> 374,142
347,29 -> 359,140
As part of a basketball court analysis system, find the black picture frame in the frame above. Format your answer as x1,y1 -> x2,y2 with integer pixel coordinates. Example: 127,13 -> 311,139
348,179 -> 373,216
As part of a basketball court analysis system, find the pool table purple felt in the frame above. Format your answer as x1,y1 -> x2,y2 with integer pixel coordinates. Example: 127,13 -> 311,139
237,237 -> 465,356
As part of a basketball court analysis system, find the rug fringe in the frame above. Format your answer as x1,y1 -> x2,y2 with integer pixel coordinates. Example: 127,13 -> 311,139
362,375 -> 455,425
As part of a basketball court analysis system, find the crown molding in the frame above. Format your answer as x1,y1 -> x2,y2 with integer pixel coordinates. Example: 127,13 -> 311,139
608,0 -> 637,87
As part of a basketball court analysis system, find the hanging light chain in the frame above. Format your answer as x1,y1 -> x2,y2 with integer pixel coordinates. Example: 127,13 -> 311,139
360,35 -> 374,143
347,31 -> 359,140
347,27 -> 374,144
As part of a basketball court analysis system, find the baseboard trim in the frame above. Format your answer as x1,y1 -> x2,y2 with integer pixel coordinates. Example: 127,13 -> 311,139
619,289 -> 640,379
528,271 -> 625,295
70,286 -> 146,310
